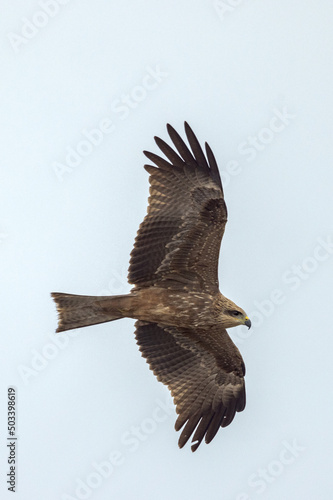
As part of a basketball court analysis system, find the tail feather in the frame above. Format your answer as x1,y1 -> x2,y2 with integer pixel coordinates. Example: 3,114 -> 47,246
51,292 -> 131,332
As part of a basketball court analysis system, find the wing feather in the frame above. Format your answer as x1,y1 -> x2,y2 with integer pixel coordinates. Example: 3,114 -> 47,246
153,136 -> 185,167
167,123 -> 198,168
128,123 -> 227,292
135,321 -> 246,452
205,141 -> 223,193
184,121 -> 210,171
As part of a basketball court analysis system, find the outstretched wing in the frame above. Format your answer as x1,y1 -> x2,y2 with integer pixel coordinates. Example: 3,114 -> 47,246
128,122 -> 227,293
135,321 -> 246,452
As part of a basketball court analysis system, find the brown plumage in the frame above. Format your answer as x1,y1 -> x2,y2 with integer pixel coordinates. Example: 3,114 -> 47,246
51,122 -> 251,452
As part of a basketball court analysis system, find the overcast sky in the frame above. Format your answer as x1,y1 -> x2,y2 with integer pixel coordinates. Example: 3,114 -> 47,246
1,1 -> 333,499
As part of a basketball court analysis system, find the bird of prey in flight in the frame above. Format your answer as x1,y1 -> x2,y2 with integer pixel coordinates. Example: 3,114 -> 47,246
52,122 -> 251,452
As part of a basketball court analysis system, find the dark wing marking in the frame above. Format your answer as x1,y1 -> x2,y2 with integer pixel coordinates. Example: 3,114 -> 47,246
128,122 -> 227,293
135,321 -> 245,452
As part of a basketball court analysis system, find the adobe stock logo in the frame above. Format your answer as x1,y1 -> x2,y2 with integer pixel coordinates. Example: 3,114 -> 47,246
235,439 -> 305,499
233,235 -> 333,343
52,119 -> 115,181
17,330 -> 79,385
8,0 -> 72,53
214,0 -> 249,21
61,396 -> 174,500
219,106 -> 296,188
52,64 -> 168,181
237,107 -> 296,162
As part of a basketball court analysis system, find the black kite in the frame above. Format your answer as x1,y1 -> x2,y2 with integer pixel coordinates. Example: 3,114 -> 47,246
52,123 -> 251,451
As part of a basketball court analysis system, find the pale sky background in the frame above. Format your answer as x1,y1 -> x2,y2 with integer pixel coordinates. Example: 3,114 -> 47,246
1,1 -> 333,499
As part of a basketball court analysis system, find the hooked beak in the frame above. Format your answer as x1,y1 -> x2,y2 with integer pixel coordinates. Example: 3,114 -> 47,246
244,317 -> 251,329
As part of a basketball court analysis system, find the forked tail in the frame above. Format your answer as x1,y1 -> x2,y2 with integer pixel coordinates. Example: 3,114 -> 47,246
51,292 -> 132,332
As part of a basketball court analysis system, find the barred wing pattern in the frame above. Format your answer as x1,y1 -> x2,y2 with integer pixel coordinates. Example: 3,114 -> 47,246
135,321 -> 246,452
128,123 -> 227,293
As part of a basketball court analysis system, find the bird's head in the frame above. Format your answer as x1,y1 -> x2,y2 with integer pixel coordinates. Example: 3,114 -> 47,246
220,297 -> 251,329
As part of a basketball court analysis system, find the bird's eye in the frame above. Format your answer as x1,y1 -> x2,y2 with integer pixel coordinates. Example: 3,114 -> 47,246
230,310 -> 241,317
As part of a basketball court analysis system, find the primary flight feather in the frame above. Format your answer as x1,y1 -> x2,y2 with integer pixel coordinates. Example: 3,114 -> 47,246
52,122 -> 251,452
